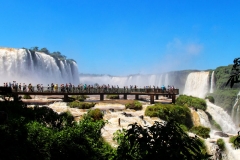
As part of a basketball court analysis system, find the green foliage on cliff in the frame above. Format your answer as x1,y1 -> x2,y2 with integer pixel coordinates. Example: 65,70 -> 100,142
189,126 -> 210,139
208,89 -> 238,114
205,111 -> 222,131
176,95 -> 207,111
145,103 -> 193,128
28,47 -> 76,63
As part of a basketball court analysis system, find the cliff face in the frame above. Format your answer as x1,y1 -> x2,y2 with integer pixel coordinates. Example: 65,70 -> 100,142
0,48 -> 79,85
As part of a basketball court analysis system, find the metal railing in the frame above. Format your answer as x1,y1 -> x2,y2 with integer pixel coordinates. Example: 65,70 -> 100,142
6,86 -> 179,94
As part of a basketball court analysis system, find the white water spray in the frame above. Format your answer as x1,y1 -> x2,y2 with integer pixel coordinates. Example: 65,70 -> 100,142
206,100 -> 237,134
183,71 -> 209,98
210,71 -> 215,93
0,48 -> 79,85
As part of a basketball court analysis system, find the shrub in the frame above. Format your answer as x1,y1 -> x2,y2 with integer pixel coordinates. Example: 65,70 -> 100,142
125,101 -> 142,110
68,101 -> 96,109
205,96 -> 215,103
229,135 -> 240,148
71,95 -> 89,101
217,138 -> 225,151
106,94 -> 119,99
145,103 -> 193,128
88,109 -> 103,121
176,95 -> 207,111
23,95 -> 32,99
205,112 -> 222,131
190,126 -> 210,139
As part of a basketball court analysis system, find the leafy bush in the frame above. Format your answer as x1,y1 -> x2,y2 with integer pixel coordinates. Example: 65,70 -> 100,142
125,101 -> 142,110
106,94 -> 119,99
145,103 -> 193,128
0,100 -> 115,159
217,138 -> 225,151
87,109 -> 103,121
176,95 -> 207,111
190,126 -> 210,139
205,112 -> 222,131
229,135 -> 240,148
205,96 -> 214,103
71,95 -> 89,101
113,120 -> 211,160
68,101 -> 96,109
23,94 -> 32,99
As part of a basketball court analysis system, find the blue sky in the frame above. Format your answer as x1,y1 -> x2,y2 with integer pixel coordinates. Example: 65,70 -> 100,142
1,0 -> 240,76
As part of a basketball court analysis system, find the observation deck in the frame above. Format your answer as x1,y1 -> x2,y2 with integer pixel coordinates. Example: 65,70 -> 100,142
0,86 -> 179,104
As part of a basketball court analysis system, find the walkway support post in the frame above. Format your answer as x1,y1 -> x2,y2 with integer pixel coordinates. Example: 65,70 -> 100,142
100,94 -> 104,101
150,95 -> 154,104
64,94 -> 68,102
135,95 -> 139,100
172,94 -> 176,104
123,94 -> 127,100
155,95 -> 159,100
13,94 -> 18,102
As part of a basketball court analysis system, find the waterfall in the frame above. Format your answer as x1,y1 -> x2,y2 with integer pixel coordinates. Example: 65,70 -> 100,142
0,48 -> 79,85
210,71 -> 215,93
196,109 -> 211,128
206,100 -> 237,134
231,91 -> 240,126
183,71 -> 209,98
79,71 -> 191,93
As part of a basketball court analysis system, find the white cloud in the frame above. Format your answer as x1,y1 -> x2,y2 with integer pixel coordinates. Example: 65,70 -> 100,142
150,38 -> 204,73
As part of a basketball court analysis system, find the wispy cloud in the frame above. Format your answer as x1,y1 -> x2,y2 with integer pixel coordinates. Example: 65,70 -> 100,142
149,38 -> 204,74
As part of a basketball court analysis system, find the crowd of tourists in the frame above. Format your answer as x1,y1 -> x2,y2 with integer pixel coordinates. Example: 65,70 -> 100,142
2,81 -> 175,93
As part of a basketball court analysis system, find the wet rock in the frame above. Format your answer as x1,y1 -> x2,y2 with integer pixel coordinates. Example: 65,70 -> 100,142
214,131 -> 229,137
121,112 -> 133,117
139,115 -> 144,120
109,108 -> 114,112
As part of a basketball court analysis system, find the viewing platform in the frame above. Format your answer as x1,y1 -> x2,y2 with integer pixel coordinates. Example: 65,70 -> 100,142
0,86 -> 179,104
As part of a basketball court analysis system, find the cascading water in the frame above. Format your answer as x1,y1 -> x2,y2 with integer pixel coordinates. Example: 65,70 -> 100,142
183,71 -> 210,98
0,48 -> 79,85
210,71 -> 215,93
206,100 -> 237,134
79,71 -> 191,93
231,91 -> 240,126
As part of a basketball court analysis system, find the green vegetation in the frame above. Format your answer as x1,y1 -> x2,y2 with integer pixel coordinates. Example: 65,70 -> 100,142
22,94 -> 32,99
125,100 -> 142,110
106,94 -> 119,99
68,101 -> 96,109
176,95 -> 207,111
205,96 -> 214,103
113,120 -> 211,160
88,109 -> 103,121
205,112 -> 222,131
189,126 -> 210,139
27,47 -> 76,63
0,100 -> 115,159
145,103 -> 193,128
208,89 -> 238,114
217,138 -> 225,151
229,135 -> 240,148
71,95 -> 89,101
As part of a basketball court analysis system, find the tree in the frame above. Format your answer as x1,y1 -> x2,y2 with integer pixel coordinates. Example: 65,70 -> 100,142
226,58 -> 240,87
114,120 -> 211,160
39,47 -> 50,55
